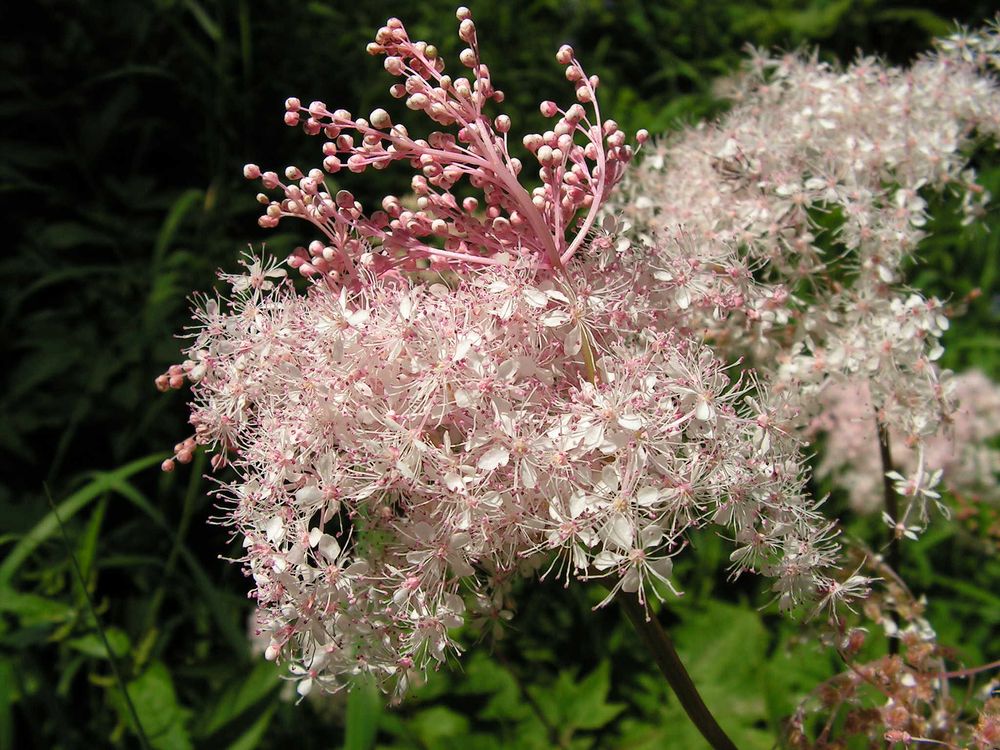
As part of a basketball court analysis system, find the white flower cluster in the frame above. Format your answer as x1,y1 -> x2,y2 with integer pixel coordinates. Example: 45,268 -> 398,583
612,20 -> 1000,530
169,260 -> 826,696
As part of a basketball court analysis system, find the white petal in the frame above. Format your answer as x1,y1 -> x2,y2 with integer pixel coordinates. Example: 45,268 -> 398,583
265,516 -> 285,544
569,491 -> 589,519
564,325 -> 582,356
523,288 -> 548,307
295,486 -> 323,505
621,567 -> 641,592
636,486 -> 660,507
617,412 -> 643,430
604,516 -> 634,549
695,399 -> 713,421
444,473 -> 466,492
648,556 -> 673,581
541,310 -> 571,327
640,524 -> 663,548
593,550 -> 620,571
477,446 -> 510,471
347,309 -> 370,327
318,535 -> 341,561
520,461 -> 538,489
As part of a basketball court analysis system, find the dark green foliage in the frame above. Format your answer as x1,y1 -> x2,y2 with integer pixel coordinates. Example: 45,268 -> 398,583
1,1 -> 998,748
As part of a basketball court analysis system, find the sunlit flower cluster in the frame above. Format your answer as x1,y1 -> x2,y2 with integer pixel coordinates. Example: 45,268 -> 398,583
158,8 -> 849,697
160,8 -> 1000,705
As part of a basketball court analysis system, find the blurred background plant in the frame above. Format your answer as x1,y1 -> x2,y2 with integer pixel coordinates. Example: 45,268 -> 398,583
1,1 -> 997,748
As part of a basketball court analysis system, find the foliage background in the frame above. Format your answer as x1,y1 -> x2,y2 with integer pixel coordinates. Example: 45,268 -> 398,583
1,1 -> 998,748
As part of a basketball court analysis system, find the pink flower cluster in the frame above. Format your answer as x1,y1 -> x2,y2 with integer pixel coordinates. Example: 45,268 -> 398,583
159,9 -> 848,696
243,8 -> 645,282
612,21 -> 1000,530
813,371 -> 1000,515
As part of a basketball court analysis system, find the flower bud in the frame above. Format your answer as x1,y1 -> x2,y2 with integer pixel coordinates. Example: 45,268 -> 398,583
370,108 -> 392,129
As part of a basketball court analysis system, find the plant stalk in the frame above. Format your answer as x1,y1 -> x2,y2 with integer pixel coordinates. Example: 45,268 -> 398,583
876,421 -> 901,656
617,592 -> 738,750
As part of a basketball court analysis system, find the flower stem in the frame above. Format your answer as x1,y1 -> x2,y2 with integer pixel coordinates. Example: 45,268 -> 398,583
617,592 -> 739,750
876,421 -> 901,656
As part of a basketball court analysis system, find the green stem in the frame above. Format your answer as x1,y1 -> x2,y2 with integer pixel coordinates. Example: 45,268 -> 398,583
617,592 -> 738,750
876,421 -> 901,656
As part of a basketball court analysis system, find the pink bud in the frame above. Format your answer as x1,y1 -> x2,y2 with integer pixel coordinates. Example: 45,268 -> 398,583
284,111 -> 300,127
556,45 -> 574,65
370,108 -> 392,128
540,100 -> 558,118
161,459 -> 176,473
243,163 -> 261,180
458,19 -> 476,43
494,115 -> 511,133
456,7 -> 472,21
284,97 -> 301,111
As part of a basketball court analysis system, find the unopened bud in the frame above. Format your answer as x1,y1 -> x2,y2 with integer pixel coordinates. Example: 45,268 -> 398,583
370,108 -> 392,128
459,19 -> 476,43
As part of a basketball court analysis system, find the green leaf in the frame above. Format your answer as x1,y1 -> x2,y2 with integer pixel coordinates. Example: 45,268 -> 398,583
181,0 -> 221,41
653,602 -> 773,750
224,704 -> 276,750
101,475 -> 249,658
0,453 -> 167,588
343,678 -> 382,750
196,660 -> 281,738
152,188 -> 203,269
121,661 -> 192,750
0,590 -> 75,625
67,627 -> 131,660
528,660 -> 624,743
408,706 -> 469,746
0,657 -> 14,750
